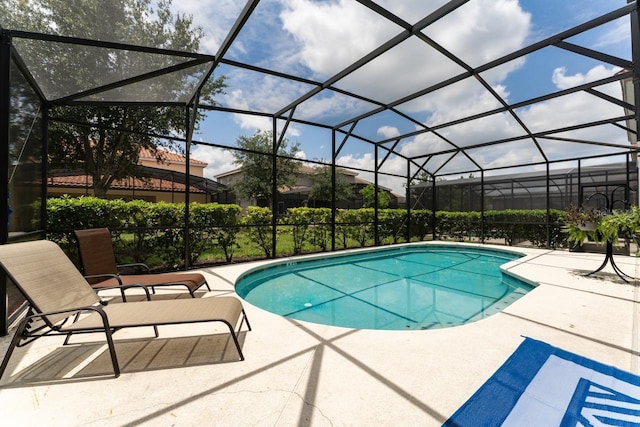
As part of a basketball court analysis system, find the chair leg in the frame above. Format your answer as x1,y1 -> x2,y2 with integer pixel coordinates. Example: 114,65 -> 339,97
88,306 -> 121,378
225,322 -> 244,361
0,318 -> 29,381
63,332 -> 73,346
63,311 -> 83,345
239,309 -> 252,332
102,327 -> 121,378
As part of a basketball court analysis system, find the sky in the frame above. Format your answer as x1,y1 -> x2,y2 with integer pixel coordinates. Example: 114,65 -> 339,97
166,0 -> 634,194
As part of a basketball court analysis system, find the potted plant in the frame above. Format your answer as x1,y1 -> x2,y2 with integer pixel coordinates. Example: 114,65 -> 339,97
595,206 -> 640,245
563,204 -> 607,247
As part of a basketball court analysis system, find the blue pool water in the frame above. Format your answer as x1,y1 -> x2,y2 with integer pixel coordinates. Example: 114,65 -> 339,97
235,245 -> 534,330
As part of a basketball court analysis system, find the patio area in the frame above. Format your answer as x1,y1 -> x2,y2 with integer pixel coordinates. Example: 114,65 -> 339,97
0,242 -> 638,426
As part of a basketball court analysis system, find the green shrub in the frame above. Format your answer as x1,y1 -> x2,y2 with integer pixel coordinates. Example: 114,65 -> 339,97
436,211 -> 481,241
379,209 -> 407,243
307,208 -> 332,251
286,207 -> 313,255
409,209 -> 433,240
433,209 -> 565,247
118,199 -> 155,262
191,203 -> 242,263
144,202 -> 186,268
242,206 -> 273,257
337,208 -> 374,247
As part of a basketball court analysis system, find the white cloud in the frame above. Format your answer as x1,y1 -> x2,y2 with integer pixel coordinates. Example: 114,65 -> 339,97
595,18 -> 630,48
525,65 -> 624,136
282,126 -> 301,138
373,1 -> 451,24
400,132 -> 454,159
406,81 -> 511,127
275,0 -> 531,128
377,126 -> 400,138
551,65 -> 620,90
372,63 -> 626,189
169,0 -> 243,54
293,92 -> 374,123
191,145 -> 237,180
228,106 -> 272,132
477,142 -> 545,170
280,0 -> 399,78
224,87 -> 281,133
423,0 -> 531,68
224,73 -> 308,113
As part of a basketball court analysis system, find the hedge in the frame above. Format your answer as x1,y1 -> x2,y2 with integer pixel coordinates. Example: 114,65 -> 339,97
46,196 -> 244,268
46,196 -> 569,269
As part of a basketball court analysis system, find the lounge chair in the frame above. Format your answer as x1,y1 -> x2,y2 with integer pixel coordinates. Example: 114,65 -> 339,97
0,240 -> 250,379
74,228 -> 211,300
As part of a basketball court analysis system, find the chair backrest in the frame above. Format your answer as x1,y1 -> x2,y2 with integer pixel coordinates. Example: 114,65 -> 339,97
0,240 -> 100,325
74,228 -> 120,280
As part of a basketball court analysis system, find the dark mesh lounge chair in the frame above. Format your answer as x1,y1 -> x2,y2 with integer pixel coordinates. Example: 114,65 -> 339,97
74,228 -> 211,300
0,240 -> 250,379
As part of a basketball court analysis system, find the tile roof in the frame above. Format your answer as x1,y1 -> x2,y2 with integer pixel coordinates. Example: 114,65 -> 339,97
48,175 -> 205,193
48,147 -> 212,194
139,147 -> 208,167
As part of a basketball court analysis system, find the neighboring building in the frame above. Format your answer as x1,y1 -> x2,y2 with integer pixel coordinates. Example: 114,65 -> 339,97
48,148 -> 225,203
215,164 -> 399,212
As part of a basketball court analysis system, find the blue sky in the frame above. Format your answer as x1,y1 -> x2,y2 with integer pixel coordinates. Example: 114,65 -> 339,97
169,0 -> 633,193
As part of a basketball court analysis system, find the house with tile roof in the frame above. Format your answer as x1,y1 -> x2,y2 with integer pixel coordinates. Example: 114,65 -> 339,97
48,148 -> 224,203
215,164 -> 399,212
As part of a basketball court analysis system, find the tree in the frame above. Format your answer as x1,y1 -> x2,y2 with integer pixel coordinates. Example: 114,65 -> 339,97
231,130 -> 301,207
1,0 -> 226,198
308,166 -> 353,206
360,183 -> 391,208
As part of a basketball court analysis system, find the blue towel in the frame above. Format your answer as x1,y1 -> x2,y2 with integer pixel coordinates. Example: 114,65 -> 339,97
444,337 -> 640,426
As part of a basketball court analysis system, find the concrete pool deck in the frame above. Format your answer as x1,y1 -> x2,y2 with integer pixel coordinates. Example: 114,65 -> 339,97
0,242 -> 638,426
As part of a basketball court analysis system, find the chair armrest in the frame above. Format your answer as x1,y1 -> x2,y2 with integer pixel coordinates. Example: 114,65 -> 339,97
30,304 -> 106,320
83,274 -> 152,301
25,304 -> 110,332
117,262 -> 151,274
84,273 -> 123,286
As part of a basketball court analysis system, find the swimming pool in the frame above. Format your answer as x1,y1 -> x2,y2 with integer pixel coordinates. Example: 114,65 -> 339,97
235,244 -> 534,330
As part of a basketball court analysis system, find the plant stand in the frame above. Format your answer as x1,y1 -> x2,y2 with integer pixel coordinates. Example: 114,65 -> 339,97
584,239 -> 633,283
